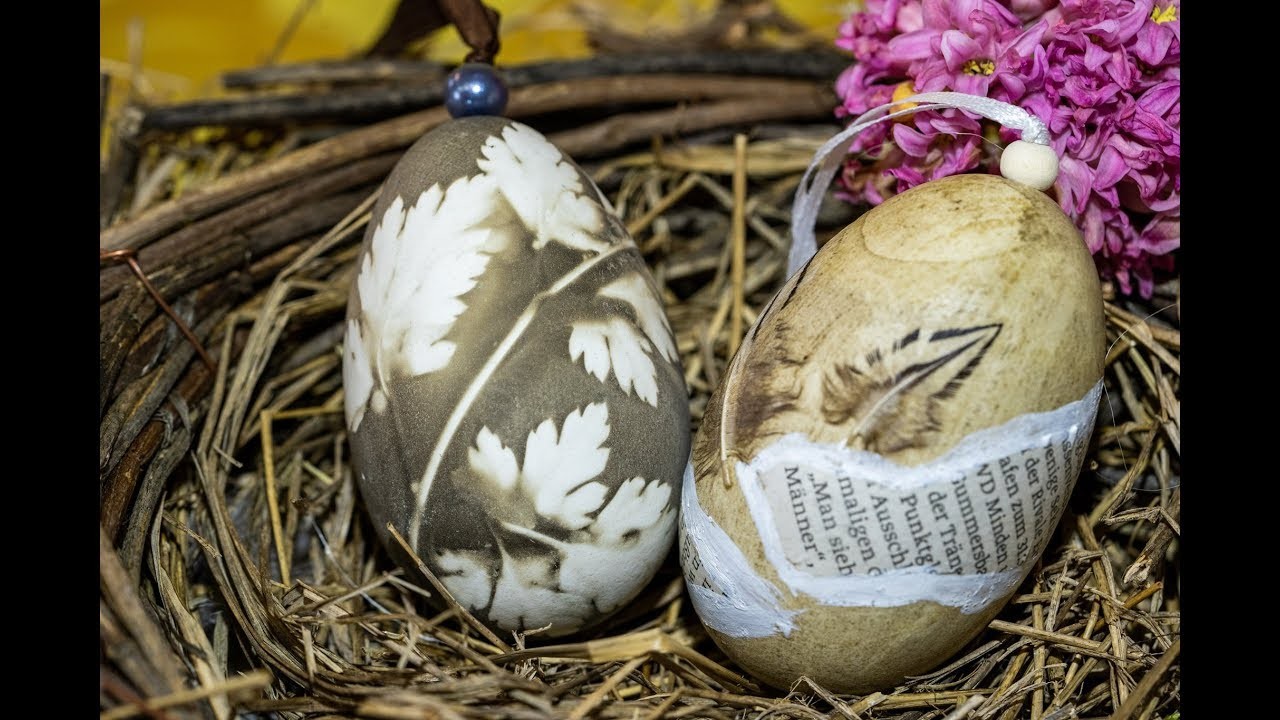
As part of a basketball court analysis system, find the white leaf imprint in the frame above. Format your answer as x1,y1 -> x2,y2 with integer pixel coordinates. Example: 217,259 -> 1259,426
558,502 -> 676,614
592,477 -> 673,544
435,549 -> 493,614
470,403 -> 612,532
559,478 -> 675,612
468,427 -> 519,493
498,478 -> 677,620
569,319 -> 659,406
565,271 -> 678,407
488,547 -> 594,631
450,402 -> 677,631
477,123 -> 608,255
408,243 -> 632,550
348,175 -> 508,428
343,319 -> 376,432
599,273 -> 679,362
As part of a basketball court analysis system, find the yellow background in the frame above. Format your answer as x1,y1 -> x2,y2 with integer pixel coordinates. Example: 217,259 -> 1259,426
101,1 -> 854,102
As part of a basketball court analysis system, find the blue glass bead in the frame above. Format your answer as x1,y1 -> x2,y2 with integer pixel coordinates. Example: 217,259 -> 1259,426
444,63 -> 509,118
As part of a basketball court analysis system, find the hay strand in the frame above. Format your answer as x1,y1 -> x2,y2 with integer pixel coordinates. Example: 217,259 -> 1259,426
729,133 -> 748,358
385,522 -> 512,653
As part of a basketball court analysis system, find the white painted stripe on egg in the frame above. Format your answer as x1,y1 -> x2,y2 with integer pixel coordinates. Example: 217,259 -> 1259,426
735,381 -> 1102,616
680,461 -> 801,639
681,382 -> 1103,638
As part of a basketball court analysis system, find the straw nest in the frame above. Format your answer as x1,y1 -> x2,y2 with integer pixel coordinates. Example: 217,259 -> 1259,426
99,39 -> 1180,720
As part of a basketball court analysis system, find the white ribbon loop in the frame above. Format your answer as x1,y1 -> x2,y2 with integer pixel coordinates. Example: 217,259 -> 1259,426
787,92 -> 1053,277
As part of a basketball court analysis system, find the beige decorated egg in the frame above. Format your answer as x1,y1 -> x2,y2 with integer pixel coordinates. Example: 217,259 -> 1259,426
343,117 -> 690,637
680,173 -> 1105,692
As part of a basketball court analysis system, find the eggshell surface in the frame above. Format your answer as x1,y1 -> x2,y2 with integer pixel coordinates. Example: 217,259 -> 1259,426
344,117 -> 690,637
681,173 -> 1105,692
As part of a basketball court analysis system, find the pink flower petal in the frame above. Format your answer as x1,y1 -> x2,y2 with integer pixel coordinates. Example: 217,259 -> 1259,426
888,29 -> 940,61
1138,212 -> 1179,255
1079,200 -> 1105,254
892,123 -> 935,158
1083,43 -> 1112,72
1092,147 -> 1128,190
1078,0 -> 1151,44
934,136 -> 981,176
897,1 -> 924,33
951,0 -> 987,30
912,64 -> 954,92
1132,24 -> 1175,65
922,111 -> 982,135
1007,0 -> 1057,20
1008,21 -> 1048,57
921,0 -> 950,30
1138,80 -> 1180,116
831,0 -> 1179,297
887,164 -> 926,189
939,30 -> 983,72
1056,155 -> 1095,215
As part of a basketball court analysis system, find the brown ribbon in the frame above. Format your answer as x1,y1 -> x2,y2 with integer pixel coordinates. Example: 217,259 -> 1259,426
366,0 -> 502,64
443,0 -> 502,64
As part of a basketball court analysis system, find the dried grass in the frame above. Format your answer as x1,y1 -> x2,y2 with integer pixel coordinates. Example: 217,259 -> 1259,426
99,51 -> 1179,720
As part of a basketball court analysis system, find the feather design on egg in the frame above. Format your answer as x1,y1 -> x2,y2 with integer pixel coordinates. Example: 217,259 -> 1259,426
820,324 -> 1002,453
343,117 -> 689,636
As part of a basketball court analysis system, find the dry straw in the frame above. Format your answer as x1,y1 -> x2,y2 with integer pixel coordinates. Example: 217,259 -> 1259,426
100,39 -> 1179,720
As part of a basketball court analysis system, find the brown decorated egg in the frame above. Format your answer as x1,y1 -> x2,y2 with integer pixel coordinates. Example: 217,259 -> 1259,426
343,117 -> 689,637
680,173 -> 1105,692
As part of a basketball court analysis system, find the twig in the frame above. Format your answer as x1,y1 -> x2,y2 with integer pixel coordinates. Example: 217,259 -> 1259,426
941,694 -> 985,720
794,677 -> 862,720
99,667 -> 176,720
151,539 -> 233,720
1103,302 -> 1179,350
212,49 -> 849,109
551,88 -> 836,160
385,522 -> 511,652
853,691 -> 990,711
198,66 -> 849,128
994,650 -> 1031,720
100,670 -> 273,720
130,152 -> 182,215
987,620 -> 1116,659
101,308 -> 221,479
264,0 -> 317,66
101,153 -> 397,301
100,526 -> 190,700
104,74 -> 831,254
1088,428 -> 1159,526
567,657 -> 648,720
1124,487 -> 1180,587
101,249 -> 216,371
639,689 -> 685,720
626,174 -> 700,238
101,71 -> 111,136
1075,517 -> 1129,706
729,134 -> 747,358
101,106 -> 142,228
1108,638 -> 1179,720
1031,582 -> 1048,720
260,410 -> 291,584
1122,583 -> 1164,611
222,58 -> 447,89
